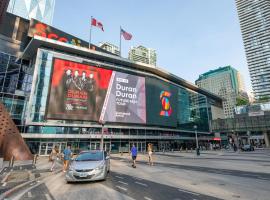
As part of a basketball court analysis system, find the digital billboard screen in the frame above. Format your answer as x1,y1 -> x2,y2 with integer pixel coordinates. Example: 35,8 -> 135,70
100,71 -> 146,124
146,77 -> 178,127
46,58 -> 146,124
46,58 -> 113,121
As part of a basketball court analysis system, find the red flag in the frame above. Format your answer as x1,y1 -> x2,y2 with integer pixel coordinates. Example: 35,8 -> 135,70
91,18 -> 104,31
121,28 -> 132,40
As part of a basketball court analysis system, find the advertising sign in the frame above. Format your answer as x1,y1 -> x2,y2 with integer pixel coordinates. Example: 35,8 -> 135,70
100,72 -> 146,124
46,58 -> 112,121
146,77 -> 178,127
46,59 -> 146,123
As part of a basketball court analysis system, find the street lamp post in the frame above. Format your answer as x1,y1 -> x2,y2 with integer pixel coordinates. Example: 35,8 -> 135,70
194,125 -> 200,156
99,120 -> 105,151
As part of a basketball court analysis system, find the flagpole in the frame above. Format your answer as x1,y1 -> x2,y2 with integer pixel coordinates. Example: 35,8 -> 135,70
119,26 -> 122,57
89,16 -> 93,49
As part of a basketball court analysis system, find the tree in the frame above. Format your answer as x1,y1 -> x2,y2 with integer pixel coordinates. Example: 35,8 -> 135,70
236,97 -> 249,106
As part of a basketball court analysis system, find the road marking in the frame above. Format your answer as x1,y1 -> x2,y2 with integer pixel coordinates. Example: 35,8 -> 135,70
28,192 -> 32,198
115,175 -> 124,179
178,189 -> 200,196
116,185 -> 127,191
144,197 -> 153,200
2,182 -> 7,187
45,194 -> 52,200
135,181 -> 148,187
118,181 -> 128,185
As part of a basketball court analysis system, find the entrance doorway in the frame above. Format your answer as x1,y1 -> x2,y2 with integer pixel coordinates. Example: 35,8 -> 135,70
90,141 -> 111,152
129,141 -> 146,153
39,142 -> 67,156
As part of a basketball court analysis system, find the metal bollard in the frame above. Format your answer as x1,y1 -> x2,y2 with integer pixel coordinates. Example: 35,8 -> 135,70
9,156 -> 14,167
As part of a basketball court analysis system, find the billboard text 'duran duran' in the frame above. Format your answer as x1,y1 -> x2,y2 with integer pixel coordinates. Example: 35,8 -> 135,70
46,58 -> 146,124
100,72 -> 146,124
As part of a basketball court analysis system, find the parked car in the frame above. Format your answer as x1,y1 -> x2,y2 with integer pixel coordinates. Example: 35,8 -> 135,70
241,144 -> 255,151
65,150 -> 110,183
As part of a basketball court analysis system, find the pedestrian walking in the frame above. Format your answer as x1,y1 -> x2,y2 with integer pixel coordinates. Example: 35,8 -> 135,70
147,143 -> 154,166
49,146 -> 59,172
62,145 -> 72,172
130,144 -> 137,168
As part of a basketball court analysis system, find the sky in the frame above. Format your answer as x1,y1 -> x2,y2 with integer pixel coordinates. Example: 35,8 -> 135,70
53,0 -> 251,91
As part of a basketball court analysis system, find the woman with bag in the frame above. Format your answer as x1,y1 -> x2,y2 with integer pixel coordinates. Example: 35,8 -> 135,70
50,146 -> 59,172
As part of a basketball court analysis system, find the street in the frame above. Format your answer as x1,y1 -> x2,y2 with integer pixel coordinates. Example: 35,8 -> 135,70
3,150 -> 270,200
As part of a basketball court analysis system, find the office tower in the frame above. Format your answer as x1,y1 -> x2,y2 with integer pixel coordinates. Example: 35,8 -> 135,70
128,45 -> 156,66
196,66 -> 248,118
7,0 -> 55,25
0,0 -> 10,23
99,42 -> 120,56
236,0 -> 270,99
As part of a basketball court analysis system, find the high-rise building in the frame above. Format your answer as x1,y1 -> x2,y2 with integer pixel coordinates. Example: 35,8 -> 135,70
196,66 -> 248,118
99,42 -> 120,56
128,45 -> 156,66
235,0 -> 270,99
7,0 -> 55,25
0,0 -> 10,23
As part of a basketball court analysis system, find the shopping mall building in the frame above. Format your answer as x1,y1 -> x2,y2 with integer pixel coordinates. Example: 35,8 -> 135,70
0,13 -> 225,155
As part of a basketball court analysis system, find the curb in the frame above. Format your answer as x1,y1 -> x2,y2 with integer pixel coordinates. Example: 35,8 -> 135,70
0,168 -> 62,200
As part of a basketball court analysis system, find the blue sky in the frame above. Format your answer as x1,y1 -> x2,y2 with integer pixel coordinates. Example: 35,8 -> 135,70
53,0 -> 251,91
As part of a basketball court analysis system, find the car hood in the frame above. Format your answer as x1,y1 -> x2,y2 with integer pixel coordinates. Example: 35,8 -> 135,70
71,160 -> 104,170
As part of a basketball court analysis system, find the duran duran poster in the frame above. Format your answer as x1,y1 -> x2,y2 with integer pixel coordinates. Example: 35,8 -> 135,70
46,58 -> 112,121
46,58 -> 146,123
100,71 -> 146,124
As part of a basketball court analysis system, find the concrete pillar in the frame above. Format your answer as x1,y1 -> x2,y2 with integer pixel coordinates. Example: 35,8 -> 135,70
264,132 -> 270,148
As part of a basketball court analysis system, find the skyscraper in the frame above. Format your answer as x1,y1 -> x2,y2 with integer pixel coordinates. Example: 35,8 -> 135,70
7,0 -> 55,25
236,0 -> 270,99
196,66 -> 248,118
128,45 -> 157,66
0,0 -> 10,23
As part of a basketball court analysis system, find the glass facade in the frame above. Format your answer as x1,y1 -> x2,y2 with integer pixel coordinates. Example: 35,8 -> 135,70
0,51 -> 33,131
7,0 -> 55,25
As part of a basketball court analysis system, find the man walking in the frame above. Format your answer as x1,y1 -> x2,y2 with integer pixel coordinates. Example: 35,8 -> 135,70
131,144 -> 137,168
62,145 -> 72,172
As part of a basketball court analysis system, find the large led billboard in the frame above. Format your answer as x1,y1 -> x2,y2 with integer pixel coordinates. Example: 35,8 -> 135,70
146,77 -> 178,127
46,58 -> 113,121
46,58 -> 146,124
100,71 -> 146,124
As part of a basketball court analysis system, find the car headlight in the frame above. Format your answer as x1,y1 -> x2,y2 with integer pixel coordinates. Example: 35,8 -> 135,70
96,164 -> 104,171
69,165 -> 75,172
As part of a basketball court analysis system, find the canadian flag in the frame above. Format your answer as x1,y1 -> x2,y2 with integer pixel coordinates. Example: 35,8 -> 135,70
91,18 -> 104,32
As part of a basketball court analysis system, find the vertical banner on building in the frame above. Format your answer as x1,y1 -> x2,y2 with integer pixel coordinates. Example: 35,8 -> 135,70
101,72 -> 146,124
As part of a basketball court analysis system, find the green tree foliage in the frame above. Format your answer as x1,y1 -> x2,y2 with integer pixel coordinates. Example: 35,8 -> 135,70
236,97 -> 249,106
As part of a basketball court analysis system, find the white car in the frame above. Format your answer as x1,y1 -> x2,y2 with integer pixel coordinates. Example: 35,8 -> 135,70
65,150 -> 110,183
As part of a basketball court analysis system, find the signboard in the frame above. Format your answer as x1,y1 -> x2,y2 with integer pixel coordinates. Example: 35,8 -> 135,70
46,58 -> 113,121
145,77 -> 178,127
100,71 -> 146,124
46,58 -> 146,124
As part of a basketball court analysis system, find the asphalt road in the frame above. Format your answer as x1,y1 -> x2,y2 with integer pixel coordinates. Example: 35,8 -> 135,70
5,150 -> 270,200
18,171 -> 221,200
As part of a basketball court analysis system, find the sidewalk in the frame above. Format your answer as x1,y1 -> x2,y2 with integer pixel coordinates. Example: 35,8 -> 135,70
0,156 -> 62,200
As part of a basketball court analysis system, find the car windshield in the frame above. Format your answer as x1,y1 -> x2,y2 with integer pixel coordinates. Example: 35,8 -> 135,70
75,152 -> 103,161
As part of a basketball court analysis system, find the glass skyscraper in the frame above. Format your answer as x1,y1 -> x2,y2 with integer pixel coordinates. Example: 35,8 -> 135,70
236,0 -> 270,99
7,0 -> 55,25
